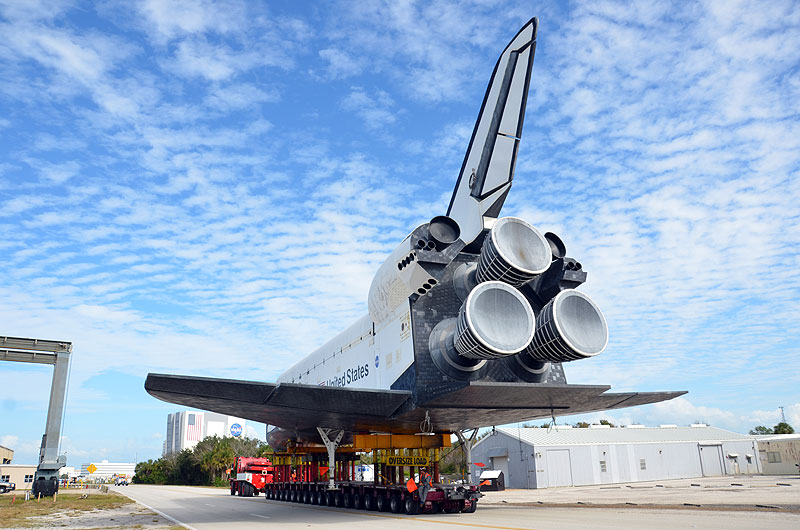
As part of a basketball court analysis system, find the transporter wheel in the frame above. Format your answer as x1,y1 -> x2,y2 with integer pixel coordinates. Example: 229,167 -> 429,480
376,494 -> 388,512
279,490 -> 286,501
334,492 -> 344,507
462,500 -> 478,513
343,493 -> 353,509
389,494 -> 402,513
327,491 -> 336,506
404,497 -> 420,515
443,501 -> 460,513
352,493 -> 363,510
316,491 -> 326,505
310,490 -> 319,505
230,483 -> 236,496
363,493 -> 375,511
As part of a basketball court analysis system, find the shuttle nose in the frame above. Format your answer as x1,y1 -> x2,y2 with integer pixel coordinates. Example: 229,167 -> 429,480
454,281 -> 536,359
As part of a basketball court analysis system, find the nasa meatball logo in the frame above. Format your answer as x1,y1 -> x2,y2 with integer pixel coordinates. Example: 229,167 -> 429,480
230,423 -> 242,437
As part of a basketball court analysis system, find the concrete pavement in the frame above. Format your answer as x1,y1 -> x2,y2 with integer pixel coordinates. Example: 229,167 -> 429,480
481,474 -> 800,510
112,482 -> 800,530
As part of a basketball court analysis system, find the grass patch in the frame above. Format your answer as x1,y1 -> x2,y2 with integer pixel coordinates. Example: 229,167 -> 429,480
0,490 -> 134,528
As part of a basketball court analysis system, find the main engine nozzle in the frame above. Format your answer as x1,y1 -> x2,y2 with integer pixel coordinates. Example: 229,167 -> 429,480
524,290 -> 608,362
476,217 -> 552,286
429,280 -> 536,379
455,281 -> 535,359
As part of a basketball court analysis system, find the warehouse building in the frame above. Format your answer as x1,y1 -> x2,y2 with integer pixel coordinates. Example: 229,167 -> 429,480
755,434 -> 800,474
471,424 -> 760,488
163,410 -> 247,455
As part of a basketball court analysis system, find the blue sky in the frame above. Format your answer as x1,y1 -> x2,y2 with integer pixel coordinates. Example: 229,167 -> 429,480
1,0 -> 799,466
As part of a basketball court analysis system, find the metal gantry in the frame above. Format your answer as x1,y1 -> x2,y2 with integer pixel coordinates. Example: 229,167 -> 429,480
1,336 -> 72,497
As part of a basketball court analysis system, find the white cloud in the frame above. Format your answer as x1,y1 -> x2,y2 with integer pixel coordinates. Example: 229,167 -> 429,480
0,0 -> 797,464
318,48 -> 362,79
341,87 -> 397,131
139,0 -> 246,42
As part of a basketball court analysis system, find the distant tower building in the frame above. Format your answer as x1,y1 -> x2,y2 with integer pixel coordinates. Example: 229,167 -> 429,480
163,411 -> 247,455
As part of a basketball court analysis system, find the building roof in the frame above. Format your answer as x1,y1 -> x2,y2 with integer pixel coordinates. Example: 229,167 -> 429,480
753,433 -> 800,441
483,425 -> 753,447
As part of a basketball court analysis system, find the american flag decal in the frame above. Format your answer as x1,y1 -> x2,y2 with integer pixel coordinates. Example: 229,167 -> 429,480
186,412 -> 203,441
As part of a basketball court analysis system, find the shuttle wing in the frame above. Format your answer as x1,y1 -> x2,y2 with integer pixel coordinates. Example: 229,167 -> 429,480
447,18 -> 538,245
146,373 -> 684,435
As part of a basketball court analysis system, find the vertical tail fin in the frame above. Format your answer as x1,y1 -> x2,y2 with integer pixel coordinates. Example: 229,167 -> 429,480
447,18 -> 537,245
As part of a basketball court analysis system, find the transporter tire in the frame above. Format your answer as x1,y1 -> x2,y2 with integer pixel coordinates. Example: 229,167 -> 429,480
316,491 -> 326,505
343,493 -> 353,509
463,500 -> 478,513
352,492 -> 363,510
404,497 -> 420,515
230,483 -> 236,496
363,493 -> 375,511
304,491 -> 312,504
327,491 -> 336,506
280,490 -> 287,501
376,494 -> 388,512
334,491 -> 344,507
390,494 -> 402,513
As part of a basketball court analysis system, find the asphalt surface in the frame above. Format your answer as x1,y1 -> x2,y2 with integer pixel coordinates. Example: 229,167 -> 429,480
113,483 -> 800,530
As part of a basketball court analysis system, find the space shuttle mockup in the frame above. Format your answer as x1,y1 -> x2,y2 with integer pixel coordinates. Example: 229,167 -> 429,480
146,19 -> 684,448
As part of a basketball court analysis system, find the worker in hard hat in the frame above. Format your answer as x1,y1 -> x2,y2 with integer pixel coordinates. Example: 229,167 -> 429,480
419,467 -> 432,503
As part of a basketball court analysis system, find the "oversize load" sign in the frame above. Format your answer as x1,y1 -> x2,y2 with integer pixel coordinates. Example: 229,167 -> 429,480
386,456 -> 429,467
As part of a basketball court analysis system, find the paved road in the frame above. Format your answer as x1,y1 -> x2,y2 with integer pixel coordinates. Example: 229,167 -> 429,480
114,484 -> 800,530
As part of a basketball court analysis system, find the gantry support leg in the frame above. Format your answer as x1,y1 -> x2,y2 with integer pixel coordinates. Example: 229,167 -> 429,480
317,427 -> 344,490
455,429 -> 479,485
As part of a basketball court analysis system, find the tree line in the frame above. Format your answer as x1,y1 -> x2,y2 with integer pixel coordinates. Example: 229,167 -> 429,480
749,422 -> 795,435
133,436 -> 271,487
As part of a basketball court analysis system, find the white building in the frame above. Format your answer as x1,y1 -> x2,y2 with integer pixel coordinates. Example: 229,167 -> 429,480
80,460 -> 136,479
471,424 -> 761,488
163,410 -> 247,455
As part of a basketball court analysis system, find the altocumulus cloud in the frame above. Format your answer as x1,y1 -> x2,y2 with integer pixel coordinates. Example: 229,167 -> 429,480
0,1 -> 797,463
